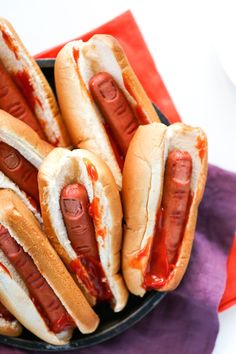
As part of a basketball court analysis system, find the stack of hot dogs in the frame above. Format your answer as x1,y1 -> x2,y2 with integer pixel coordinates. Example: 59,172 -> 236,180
0,17 -> 208,345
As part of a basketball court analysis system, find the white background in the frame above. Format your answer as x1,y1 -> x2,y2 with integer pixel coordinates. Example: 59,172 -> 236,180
1,0 -> 236,353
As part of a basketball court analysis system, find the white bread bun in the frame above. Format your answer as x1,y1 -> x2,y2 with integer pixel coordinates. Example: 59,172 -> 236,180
122,122 -> 208,296
0,110 -> 53,222
55,35 -> 160,189
0,17 -> 71,147
0,317 -> 22,337
0,189 -> 99,344
38,148 -> 128,312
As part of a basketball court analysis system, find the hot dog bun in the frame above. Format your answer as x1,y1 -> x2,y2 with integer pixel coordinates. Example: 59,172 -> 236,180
0,110 -> 53,223
0,189 -> 99,344
0,317 -> 22,337
55,35 -> 160,189
0,17 -> 71,147
38,148 -> 128,312
122,122 -> 208,296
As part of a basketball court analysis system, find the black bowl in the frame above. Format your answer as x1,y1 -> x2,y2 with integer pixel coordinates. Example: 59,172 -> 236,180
0,59 -> 168,351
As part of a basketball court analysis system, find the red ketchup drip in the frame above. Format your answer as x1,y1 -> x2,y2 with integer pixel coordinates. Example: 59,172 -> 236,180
135,105 -> 149,125
52,137 -> 60,147
143,194 -> 193,290
70,257 -> 112,301
1,30 -> 19,60
73,47 -> 79,63
84,159 -> 106,235
83,161 -> 107,239
27,195 -> 40,213
122,73 -> 150,125
0,301 -> 15,322
52,312 -> 75,333
196,136 -> 206,161
0,261 -> 11,277
13,70 -> 42,111
89,197 -> 106,240
84,159 -> 98,182
129,237 -> 152,269
38,119 -> 60,145
143,210 -> 169,289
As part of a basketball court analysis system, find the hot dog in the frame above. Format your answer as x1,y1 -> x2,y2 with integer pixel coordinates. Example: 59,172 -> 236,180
0,189 -> 99,344
38,148 -> 128,312
0,17 -> 71,147
122,122 -> 208,296
0,301 -> 22,337
0,110 -> 53,220
55,35 -> 160,189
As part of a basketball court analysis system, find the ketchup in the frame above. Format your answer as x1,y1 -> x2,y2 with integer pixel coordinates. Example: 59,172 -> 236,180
143,210 -> 170,289
52,313 -> 75,334
70,256 -> 112,302
13,70 -> 42,111
27,195 -> 40,212
135,105 -> 150,125
129,237 -> 152,269
84,161 -> 107,239
143,194 -> 193,290
73,47 -> 79,64
196,136 -> 206,161
84,159 -> 98,182
0,302 -> 14,322
1,30 -> 19,60
0,261 -> 11,277
89,197 -> 106,240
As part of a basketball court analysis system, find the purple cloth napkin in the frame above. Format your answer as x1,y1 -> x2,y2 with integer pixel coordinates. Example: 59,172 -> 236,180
1,164 -> 236,354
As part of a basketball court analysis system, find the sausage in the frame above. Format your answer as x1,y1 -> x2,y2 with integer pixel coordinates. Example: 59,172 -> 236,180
60,183 -> 99,260
60,184 -> 112,301
161,150 -> 192,264
0,61 -> 45,139
0,225 -> 75,333
0,142 -> 39,203
89,72 -> 139,156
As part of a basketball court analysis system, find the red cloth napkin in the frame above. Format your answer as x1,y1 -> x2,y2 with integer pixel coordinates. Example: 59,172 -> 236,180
35,10 -> 235,312
219,235 -> 236,311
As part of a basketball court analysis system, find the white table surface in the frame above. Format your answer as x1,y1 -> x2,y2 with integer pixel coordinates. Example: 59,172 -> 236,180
1,0 -> 236,353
